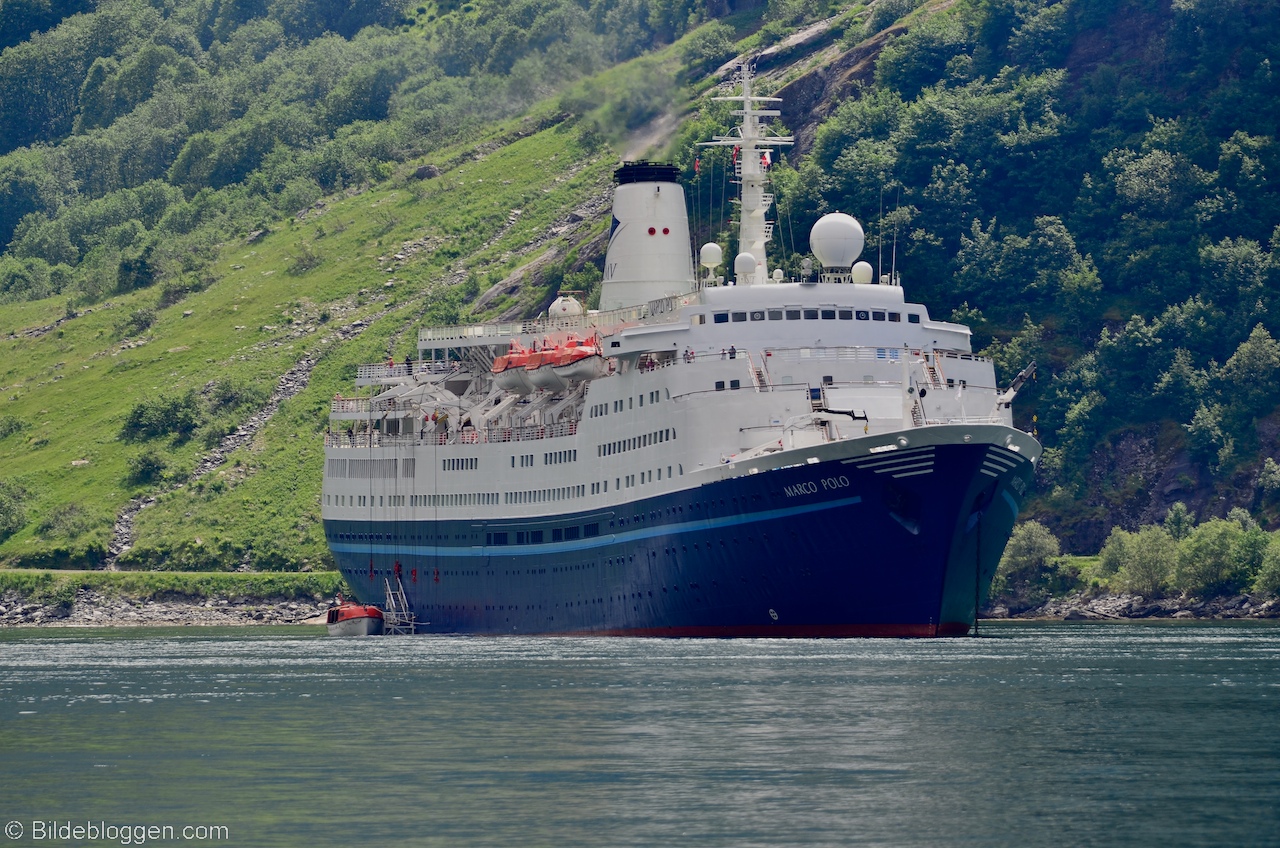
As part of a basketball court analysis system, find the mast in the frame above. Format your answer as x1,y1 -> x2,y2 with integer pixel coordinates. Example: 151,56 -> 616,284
700,64 -> 793,285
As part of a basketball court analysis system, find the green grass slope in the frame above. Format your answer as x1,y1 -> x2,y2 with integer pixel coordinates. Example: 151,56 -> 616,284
0,111 -> 617,570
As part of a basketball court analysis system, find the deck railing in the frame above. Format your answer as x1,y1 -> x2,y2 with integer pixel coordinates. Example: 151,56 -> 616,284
325,420 -> 579,449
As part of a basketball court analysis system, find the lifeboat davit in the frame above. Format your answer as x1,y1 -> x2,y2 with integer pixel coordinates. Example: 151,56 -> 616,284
491,341 -> 535,394
326,600 -> 384,636
553,335 -> 609,382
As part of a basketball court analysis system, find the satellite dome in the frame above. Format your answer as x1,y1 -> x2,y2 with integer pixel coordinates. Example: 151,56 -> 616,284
549,294 -> 584,317
851,261 -> 874,284
810,213 -> 865,269
700,242 -> 723,269
733,252 -> 757,283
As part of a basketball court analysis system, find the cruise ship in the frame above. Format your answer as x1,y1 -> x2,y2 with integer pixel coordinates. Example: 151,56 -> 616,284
320,68 -> 1041,636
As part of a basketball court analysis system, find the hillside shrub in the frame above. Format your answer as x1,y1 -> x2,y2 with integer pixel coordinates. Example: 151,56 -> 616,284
116,306 -> 156,338
36,503 -> 92,538
126,450 -> 168,484
121,391 -> 203,441
0,480 -> 27,538
0,415 -> 25,438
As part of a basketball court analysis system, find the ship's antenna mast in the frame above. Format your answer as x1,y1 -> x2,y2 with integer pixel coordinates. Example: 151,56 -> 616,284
699,63 -> 793,285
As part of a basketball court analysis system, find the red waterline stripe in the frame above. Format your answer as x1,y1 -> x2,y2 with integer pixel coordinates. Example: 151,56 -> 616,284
530,622 -> 974,638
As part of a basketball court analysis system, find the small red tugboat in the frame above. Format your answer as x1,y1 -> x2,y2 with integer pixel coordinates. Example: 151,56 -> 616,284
326,595 -> 384,637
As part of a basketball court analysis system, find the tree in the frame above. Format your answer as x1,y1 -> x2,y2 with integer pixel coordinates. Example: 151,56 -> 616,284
993,520 -> 1066,611
1163,502 -> 1194,541
1173,519 -> 1253,598
1115,526 -> 1177,598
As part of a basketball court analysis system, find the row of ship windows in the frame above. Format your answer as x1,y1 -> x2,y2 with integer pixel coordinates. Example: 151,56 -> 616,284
443,458 -> 477,471
327,463 -> 686,510
327,493 -> 499,507
599,428 -> 675,457
589,465 -> 682,494
590,390 -> 666,419
505,485 -> 587,505
486,523 -> 601,545
713,309 -> 920,324
545,449 -> 577,465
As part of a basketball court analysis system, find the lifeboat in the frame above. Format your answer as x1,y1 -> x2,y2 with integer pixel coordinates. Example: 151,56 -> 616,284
552,335 -> 609,382
491,341 -> 535,394
326,600 -> 384,636
525,341 -> 568,391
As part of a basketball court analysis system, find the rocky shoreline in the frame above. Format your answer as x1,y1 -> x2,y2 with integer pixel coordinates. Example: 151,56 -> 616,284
987,592 -> 1280,622
4,588 -> 1279,629
0,589 -> 333,628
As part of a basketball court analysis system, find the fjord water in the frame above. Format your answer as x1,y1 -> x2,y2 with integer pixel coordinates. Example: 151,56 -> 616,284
1,623 -> 1278,847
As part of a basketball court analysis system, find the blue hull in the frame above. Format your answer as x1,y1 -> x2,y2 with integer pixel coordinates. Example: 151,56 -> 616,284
324,440 -> 1034,637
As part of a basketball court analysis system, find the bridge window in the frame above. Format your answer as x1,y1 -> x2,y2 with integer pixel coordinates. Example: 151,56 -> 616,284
838,309 -> 853,320
713,312 -> 729,324
821,309 -> 836,320
889,312 -> 901,322
731,312 -> 747,322
786,309 -> 801,320
768,310 -> 783,320
750,311 -> 765,321
803,309 -> 819,320
908,313 -> 921,324
872,311 -> 886,321
856,310 -> 869,320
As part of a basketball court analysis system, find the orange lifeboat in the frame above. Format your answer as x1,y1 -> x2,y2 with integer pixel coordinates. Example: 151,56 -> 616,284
553,334 -> 609,382
491,341 -> 535,394
525,339 -> 568,391
326,600 -> 384,636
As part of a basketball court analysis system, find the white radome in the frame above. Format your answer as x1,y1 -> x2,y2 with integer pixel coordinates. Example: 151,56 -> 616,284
810,213 -> 865,269
700,242 -> 723,270
733,251 -> 757,283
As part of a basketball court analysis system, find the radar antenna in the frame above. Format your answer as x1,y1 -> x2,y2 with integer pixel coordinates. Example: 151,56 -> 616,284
699,63 -> 793,285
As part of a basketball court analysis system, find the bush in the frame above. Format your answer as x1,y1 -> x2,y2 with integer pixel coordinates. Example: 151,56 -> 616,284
0,480 -> 28,538
865,0 -> 921,36
121,391 -> 203,441
0,415 -> 25,439
1252,536 -> 1280,597
684,22 -> 737,73
37,503 -> 92,538
116,306 -> 156,338
126,450 -> 168,484
993,520 -> 1070,611
1173,519 -> 1254,598
1115,526 -> 1177,598
208,378 -> 270,413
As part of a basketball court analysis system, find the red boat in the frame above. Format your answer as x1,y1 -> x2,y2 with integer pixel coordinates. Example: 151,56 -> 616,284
326,599 -> 384,636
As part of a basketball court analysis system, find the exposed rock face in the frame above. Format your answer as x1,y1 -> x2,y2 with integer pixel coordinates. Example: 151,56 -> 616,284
992,592 -> 1280,622
0,589 -> 332,627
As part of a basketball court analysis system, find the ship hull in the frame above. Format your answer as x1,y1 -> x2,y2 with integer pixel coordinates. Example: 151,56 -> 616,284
323,429 -> 1034,637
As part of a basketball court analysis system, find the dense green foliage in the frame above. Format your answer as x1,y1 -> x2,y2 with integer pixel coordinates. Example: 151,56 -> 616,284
994,503 -> 1280,609
0,0 -> 768,308
2,0 -> 1280,592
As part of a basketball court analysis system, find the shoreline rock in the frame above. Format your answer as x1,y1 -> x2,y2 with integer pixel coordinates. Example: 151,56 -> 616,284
984,592 -> 1280,622
0,589 -> 333,628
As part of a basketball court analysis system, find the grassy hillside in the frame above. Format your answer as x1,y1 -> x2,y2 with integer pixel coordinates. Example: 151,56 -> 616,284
0,106 -> 618,569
